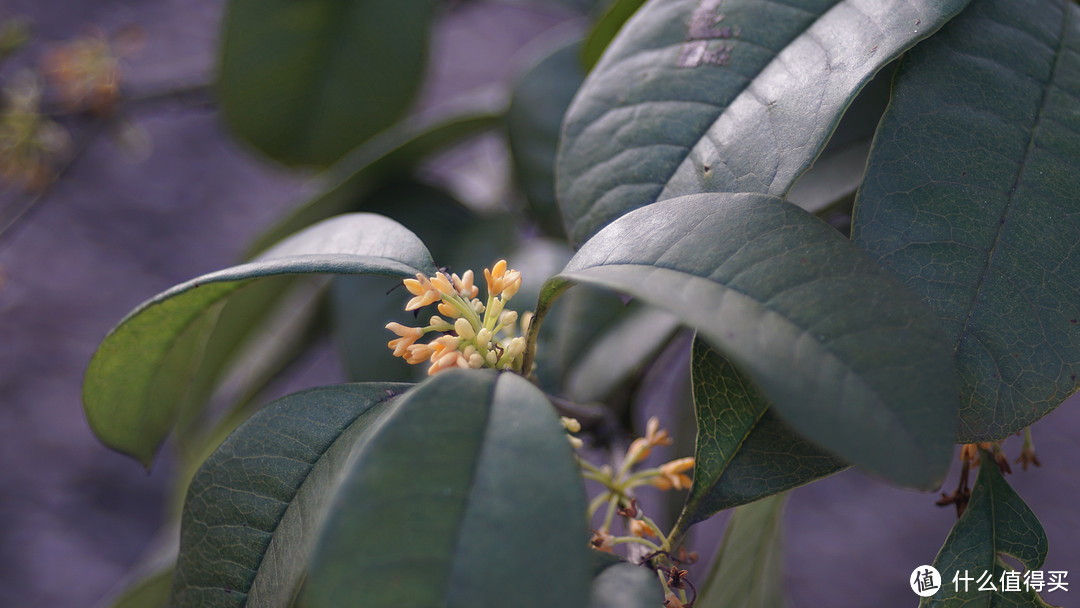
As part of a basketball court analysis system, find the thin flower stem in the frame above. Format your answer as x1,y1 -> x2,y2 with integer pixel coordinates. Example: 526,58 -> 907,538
587,492 -> 611,520
622,467 -> 662,488
580,470 -> 609,485
600,493 -> 620,532
444,293 -> 482,330
640,516 -> 668,546
576,457 -> 606,477
610,535 -> 662,552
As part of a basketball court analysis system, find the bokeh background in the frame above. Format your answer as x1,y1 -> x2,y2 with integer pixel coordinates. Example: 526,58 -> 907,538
0,1 -> 1076,607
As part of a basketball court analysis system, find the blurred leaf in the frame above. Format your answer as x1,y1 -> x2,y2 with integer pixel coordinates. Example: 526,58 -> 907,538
506,37 -> 585,237
548,285 -> 633,390
556,0 -> 970,246
695,493 -> 787,608
548,192 -> 957,489
105,568 -> 171,608
671,339 -> 845,538
303,370 -> 590,608
171,383 -> 408,607
581,0 -> 647,70
83,214 -> 437,467
921,451 -> 1052,607
852,0 -> 1080,441
565,306 -> 680,403
245,96 -> 504,258
590,551 -> 627,577
590,563 -> 664,608
219,0 -> 432,166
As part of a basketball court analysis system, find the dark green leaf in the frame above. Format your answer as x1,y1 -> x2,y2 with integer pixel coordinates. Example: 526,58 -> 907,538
921,452 -> 1052,607
171,383 -> 408,607
550,192 -> 956,488
219,0 -> 432,167
547,285 -> 634,391
590,563 -> 664,608
556,0 -> 971,245
672,339 -> 845,537
506,37 -> 585,238
565,306 -> 680,403
83,214 -> 437,466
581,0 -> 647,70
245,96 -> 504,258
695,493 -> 788,608
303,370 -> 591,608
852,0 -> 1080,441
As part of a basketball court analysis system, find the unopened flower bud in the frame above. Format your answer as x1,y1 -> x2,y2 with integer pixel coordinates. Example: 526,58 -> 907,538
431,272 -> 456,296
499,309 -> 518,327
560,417 -> 582,433
504,337 -> 526,358
476,328 -> 493,348
454,318 -> 475,340
438,301 -> 461,318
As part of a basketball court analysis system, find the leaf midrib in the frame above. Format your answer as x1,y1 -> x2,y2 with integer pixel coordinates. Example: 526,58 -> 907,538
564,262 -> 925,465
442,379 -> 498,605
245,388 -> 402,602
953,2 -> 1069,356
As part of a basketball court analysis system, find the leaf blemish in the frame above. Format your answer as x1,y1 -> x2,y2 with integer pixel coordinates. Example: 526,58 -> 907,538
678,0 -> 739,68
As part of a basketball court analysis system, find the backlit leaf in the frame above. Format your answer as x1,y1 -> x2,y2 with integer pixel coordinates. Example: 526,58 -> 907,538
83,214 -> 436,466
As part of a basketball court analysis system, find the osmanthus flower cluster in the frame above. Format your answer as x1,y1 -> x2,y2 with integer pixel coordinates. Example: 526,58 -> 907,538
564,416 -> 698,606
385,260 -> 531,375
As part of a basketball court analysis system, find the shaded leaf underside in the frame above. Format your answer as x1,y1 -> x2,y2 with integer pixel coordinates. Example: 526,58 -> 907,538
555,192 -> 957,489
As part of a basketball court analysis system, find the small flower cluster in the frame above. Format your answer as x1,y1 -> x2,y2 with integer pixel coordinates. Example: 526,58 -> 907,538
570,416 -> 697,605
386,260 -> 531,375
42,27 -> 141,116
570,416 -> 694,550
0,71 -> 69,190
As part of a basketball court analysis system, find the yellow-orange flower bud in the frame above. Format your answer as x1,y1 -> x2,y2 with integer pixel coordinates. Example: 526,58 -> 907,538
652,457 -> 695,491
454,318 -> 475,340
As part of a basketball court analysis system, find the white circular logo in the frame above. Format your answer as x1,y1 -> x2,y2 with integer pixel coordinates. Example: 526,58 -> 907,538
910,565 -> 942,597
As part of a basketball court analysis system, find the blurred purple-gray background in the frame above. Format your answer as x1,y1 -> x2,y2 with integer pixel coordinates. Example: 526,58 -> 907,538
0,1 -> 1076,607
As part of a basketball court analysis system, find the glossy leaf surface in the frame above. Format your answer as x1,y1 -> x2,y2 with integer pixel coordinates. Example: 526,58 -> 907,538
696,493 -> 788,608
556,0 -> 970,245
304,370 -> 590,608
552,192 -> 956,488
84,214 -> 436,466
171,383 -> 408,607
852,0 -> 1080,441
219,0 -> 431,166
672,339 -> 845,538
921,452 -> 1052,607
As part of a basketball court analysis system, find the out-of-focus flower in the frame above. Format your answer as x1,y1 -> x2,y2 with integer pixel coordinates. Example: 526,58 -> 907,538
651,457 -> 695,491
627,416 -> 673,462
0,71 -> 69,191
41,26 -> 142,116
